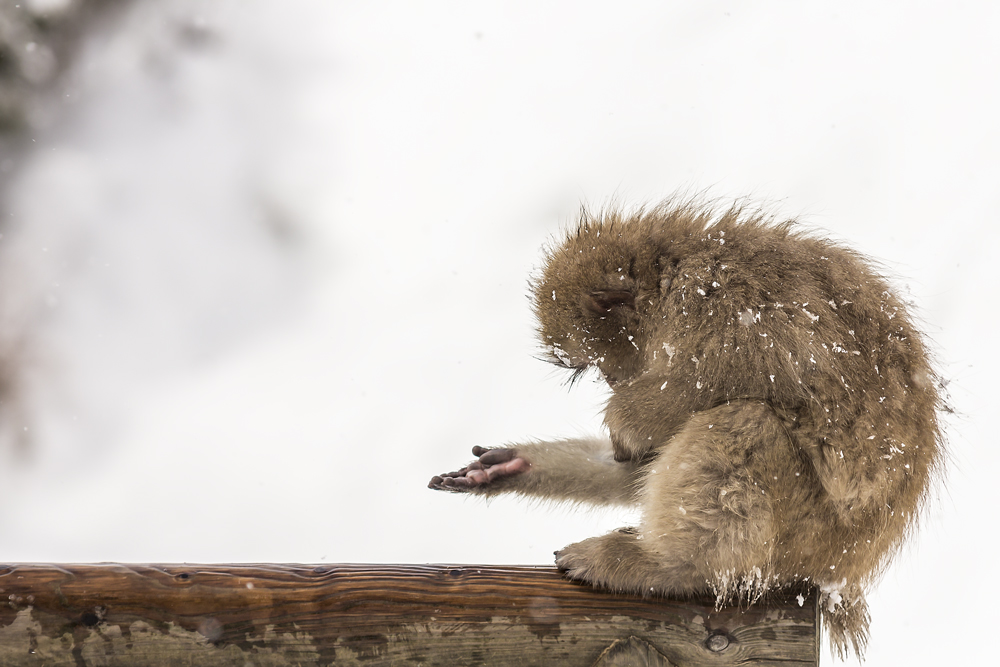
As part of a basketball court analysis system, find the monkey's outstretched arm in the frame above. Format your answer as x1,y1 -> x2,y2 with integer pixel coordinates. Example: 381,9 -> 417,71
428,437 -> 643,507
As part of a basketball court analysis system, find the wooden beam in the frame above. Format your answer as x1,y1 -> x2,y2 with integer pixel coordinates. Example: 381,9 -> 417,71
0,563 -> 818,666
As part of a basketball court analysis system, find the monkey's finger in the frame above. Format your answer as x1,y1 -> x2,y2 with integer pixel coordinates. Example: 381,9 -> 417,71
442,476 -> 476,489
428,476 -> 461,491
471,445 -> 490,457
479,448 -> 516,466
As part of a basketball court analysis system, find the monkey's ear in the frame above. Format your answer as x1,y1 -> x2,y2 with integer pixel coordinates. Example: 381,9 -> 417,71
581,290 -> 636,316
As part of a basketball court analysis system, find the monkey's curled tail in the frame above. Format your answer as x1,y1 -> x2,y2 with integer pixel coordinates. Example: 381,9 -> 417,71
820,583 -> 870,661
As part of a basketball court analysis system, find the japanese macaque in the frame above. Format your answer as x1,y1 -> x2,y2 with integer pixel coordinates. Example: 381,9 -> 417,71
429,201 -> 943,659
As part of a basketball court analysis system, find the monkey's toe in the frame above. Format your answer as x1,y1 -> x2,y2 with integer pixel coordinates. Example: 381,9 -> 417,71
554,542 -> 590,579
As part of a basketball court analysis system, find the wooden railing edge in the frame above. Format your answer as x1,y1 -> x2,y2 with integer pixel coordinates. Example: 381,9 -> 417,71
0,563 -> 819,666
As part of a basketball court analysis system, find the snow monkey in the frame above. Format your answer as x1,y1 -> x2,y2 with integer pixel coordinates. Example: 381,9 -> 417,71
428,200 -> 943,659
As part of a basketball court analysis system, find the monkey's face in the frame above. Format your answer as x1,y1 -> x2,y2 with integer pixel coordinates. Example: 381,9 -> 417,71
533,223 -> 660,389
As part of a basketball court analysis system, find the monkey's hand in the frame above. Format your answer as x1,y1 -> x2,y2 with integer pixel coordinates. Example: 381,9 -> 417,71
428,446 -> 530,492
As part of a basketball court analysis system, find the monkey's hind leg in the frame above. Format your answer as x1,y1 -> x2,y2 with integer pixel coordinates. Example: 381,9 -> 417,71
557,401 -> 789,601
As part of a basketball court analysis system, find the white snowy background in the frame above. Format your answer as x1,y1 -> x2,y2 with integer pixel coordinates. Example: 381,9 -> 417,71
0,1 -> 995,665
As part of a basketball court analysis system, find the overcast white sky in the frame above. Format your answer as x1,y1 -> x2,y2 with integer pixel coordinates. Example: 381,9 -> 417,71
0,2 -> 996,664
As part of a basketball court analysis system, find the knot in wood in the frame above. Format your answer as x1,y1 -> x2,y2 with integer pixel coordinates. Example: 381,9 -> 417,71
705,632 -> 730,652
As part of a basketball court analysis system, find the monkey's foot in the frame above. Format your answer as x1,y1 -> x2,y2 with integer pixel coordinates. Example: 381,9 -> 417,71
428,446 -> 530,492
556,528 -> 645,590
556,528 -> 692,596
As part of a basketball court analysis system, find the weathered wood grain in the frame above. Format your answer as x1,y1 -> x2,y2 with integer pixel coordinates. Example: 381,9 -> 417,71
593,636 -> 677,666
0,563 -> 818,666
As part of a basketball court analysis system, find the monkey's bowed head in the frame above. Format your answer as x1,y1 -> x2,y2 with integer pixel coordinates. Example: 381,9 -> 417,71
429,201 -> 943,660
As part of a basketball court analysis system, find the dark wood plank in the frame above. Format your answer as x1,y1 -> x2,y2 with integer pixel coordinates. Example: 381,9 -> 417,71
0,563 -> 818,666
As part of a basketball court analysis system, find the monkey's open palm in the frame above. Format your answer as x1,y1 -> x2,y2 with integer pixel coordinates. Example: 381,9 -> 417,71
428,446 -> 529,491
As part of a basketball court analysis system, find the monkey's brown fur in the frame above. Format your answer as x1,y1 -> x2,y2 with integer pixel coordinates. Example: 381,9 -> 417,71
430,200 -> 943,659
